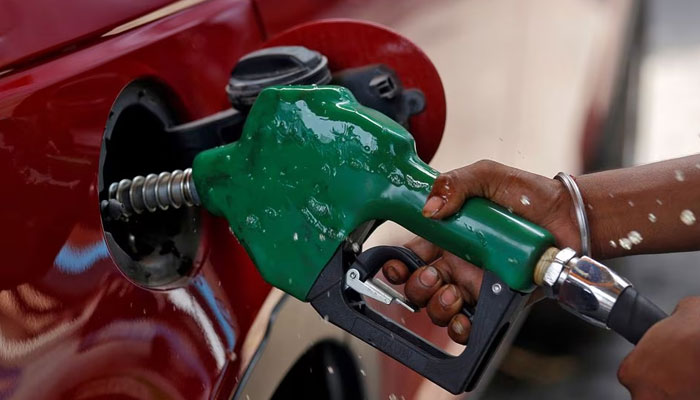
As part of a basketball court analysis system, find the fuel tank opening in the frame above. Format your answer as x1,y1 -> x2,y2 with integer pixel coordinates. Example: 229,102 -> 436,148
98,80 -> 202,288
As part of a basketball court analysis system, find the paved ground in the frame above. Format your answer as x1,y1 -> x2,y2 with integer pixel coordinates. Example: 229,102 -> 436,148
363,0 -> 700,398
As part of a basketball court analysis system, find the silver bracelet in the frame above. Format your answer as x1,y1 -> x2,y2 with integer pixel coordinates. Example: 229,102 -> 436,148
554,172 -> 591,256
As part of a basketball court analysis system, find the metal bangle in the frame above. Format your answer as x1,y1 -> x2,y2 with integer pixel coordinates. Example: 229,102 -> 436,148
554,172 -> 591,256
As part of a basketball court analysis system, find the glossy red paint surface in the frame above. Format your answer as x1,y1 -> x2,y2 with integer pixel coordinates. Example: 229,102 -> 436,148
264,19 -> 446,163
252,0 -> 342,38
0,0 -> 178,69
0,0 -> 270,398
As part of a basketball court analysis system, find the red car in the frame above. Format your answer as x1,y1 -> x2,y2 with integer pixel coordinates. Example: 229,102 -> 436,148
0,0 -> 642,399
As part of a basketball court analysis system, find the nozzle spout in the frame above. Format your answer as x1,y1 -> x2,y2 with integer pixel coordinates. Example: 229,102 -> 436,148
104,168 -> 200,220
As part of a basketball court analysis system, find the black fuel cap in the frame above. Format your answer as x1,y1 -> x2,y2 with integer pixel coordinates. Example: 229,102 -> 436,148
227,46 -> 331,109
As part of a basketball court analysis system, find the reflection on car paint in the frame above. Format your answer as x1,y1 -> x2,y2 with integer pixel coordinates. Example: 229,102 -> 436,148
53,227 -> 109,274
192,276 -> 237,360
169,286 -> 227,369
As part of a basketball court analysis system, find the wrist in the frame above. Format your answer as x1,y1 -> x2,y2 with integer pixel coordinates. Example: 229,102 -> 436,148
574,173 -> 620,259
539,176 -> 584,255
554,172 -> 592,256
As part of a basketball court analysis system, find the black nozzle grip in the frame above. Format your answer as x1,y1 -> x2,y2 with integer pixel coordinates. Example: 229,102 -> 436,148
308,245 -> 529,394
608,286 -> 667,345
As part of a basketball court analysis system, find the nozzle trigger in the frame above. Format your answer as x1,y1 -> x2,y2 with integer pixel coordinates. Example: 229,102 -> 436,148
347,246 -> 474,319
345,268 -> 418,312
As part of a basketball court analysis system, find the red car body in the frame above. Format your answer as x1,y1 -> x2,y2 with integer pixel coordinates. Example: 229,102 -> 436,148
0,1 -> 446,398
2,1 -> 269,398
0,0 -> 640,399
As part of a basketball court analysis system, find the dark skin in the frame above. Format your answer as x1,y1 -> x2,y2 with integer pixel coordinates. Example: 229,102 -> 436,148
382,155 -> 700,398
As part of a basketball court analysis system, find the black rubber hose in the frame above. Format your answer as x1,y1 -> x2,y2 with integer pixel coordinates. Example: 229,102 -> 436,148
607,286 -> 668,345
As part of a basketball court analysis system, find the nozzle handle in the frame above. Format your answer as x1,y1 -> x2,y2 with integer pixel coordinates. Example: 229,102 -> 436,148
309,245 -> 530,394
608,286 -> 667,344
380,182 -> 555,292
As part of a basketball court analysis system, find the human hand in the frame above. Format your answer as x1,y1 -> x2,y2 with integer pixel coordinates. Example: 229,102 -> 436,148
617,297 -> 700,399
382,160 -> 579,343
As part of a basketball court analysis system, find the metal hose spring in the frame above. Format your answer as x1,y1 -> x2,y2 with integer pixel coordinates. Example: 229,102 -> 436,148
107,168 -> 200,218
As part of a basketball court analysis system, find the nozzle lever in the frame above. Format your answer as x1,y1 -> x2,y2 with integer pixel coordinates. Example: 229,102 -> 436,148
345,268 -> 417,312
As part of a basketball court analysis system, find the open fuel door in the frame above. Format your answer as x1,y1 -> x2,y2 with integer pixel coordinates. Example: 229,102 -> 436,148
262,19 -> 446,162
152,19 -> 446,165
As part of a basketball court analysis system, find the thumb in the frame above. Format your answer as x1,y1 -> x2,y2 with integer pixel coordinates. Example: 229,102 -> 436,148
422,164 -> 494,219
421,176 -> 466,218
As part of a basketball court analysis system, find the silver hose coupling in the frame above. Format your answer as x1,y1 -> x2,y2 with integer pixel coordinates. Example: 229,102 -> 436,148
536,248 -> 631,328
107,168 -> 200,219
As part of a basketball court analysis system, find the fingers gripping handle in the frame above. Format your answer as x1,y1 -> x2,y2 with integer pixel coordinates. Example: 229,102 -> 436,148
352,246 -> 425,280
608,286 -> 668,344
354,246 -> 473,317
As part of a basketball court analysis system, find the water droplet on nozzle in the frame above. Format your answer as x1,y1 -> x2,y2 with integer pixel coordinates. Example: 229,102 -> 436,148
680,209 -> 696,226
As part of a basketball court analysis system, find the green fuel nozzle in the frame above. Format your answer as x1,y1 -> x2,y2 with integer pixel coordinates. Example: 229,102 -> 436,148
105,86 -> 665,394
192,86 -> 554,299
196,85 -> 556,393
